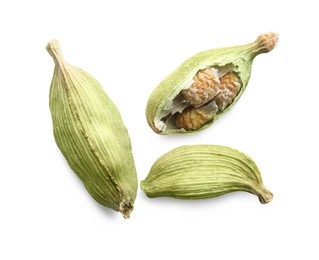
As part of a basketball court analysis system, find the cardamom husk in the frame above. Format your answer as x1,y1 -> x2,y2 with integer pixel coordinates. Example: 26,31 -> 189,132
141,145 -> 273,204
47,40 -> 138,218
146,32 -> 278,134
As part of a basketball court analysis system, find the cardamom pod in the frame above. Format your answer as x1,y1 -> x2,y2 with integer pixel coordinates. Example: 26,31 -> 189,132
146,32 -> 278,134
47,40 -> 138,218
141,145 -> 273,204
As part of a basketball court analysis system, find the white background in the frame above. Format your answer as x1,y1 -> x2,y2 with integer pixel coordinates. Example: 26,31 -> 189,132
1,0 -> 318,259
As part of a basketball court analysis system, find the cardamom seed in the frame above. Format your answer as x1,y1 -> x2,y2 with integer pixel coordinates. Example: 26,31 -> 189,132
175,101 -> 218,130
47,40 -> 138,218
141,145 -> 273,204
146,32 -> 278,134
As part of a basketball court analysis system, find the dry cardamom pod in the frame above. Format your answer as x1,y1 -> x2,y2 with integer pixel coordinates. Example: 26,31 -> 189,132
141,145 -> 273,204
47,40 -> 138,218
146,32 -> 278,134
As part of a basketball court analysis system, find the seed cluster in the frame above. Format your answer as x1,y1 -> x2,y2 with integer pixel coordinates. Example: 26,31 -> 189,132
176,69 -> 241,130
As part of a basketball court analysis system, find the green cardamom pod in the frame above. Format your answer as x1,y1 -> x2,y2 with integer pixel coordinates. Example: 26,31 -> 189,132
141,145 -> 273,204
146,32 -> 278,134
47,40 -> 138,218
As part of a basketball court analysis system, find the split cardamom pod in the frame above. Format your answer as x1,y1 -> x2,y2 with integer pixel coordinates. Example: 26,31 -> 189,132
146,32 -> 278,134
141,145 -> 273,204
47,40 -> 138,218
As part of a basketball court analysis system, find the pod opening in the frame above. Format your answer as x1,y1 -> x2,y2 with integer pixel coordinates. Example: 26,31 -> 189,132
155,65 -> 242,132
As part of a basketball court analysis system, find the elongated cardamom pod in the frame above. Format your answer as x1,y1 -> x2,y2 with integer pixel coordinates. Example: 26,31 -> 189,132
141,145 -> 273,204
146,33 -> 278,134
47,40 -> 138,218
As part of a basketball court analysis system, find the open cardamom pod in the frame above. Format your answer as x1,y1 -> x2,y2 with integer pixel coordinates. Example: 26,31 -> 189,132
141,145 -> 273,204
47,40 -> 138,218
146,33 -> 278,134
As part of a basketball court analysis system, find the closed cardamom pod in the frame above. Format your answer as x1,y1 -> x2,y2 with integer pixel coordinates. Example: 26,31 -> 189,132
146,33 -> 278,134
47,40 -> 138,218
141,145 -> 273,204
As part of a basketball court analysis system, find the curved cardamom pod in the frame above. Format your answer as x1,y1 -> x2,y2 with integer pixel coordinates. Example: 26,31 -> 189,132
146,33 -> 278,134
141,145 -> 273,204
47,40 -> 138,218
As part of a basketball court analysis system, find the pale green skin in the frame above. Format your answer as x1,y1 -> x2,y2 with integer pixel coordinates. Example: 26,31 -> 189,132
146,39 -> 268,134
141,145 -> 273,204
47,40 -> 138,218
